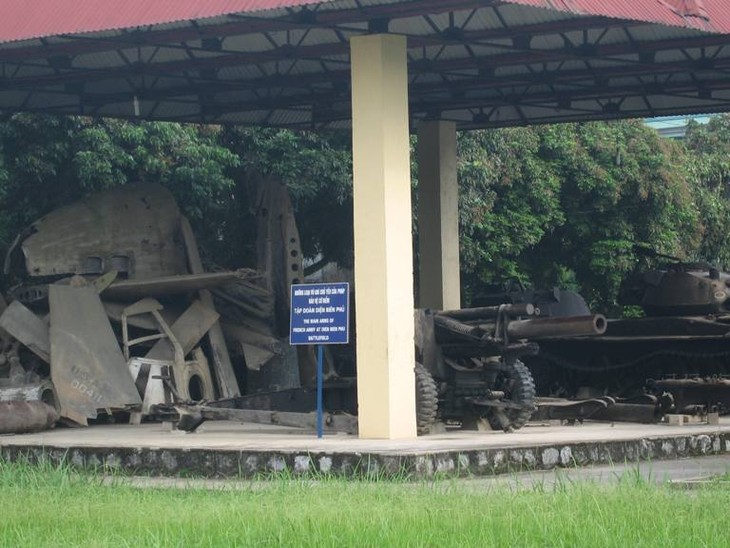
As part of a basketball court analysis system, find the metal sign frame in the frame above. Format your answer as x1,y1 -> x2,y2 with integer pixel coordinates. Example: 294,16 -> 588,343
289,282 -> 350,346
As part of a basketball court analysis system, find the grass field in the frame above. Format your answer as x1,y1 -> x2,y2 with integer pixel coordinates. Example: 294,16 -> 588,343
0,459 -> 728,547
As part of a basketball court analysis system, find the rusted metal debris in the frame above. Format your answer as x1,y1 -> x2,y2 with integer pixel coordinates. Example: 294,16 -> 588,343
143,299 -> 219,361
0,400 -> 59,434
0,300 -> 50,363
1,181 -> 714,436
171,403 -> 358,434
7,184 -> 188,279
102,270 -> 253,300
532,396 -> 668,424
648,376 -> 730,415
0,182 -> 298,432
49,285 -> 142,425
180,216 -> 240,398
3,180 -> 625,436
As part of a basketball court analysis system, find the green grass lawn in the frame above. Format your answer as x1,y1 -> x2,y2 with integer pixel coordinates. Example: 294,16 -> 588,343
0,459 -> 727,547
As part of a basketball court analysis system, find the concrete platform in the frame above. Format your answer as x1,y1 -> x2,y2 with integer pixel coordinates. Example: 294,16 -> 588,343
1,419 -> 729,479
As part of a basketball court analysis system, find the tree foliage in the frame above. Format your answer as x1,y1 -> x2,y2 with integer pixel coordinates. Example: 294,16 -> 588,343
0,112 -> 728,314
457,121 -> 704,311
682,116 -> 730,268
217,127 -> 353,269
0,114 -> 238,265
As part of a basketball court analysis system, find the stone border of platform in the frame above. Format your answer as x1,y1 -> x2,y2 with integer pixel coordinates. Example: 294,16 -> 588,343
2,432 -> 729,479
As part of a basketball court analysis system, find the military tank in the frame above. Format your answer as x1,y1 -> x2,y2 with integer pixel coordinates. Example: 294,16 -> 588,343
477,253 -> 730,416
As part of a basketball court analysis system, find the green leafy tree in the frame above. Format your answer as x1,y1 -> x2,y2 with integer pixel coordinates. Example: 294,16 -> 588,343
455,126 -> 564,303
0,114 -> 238,267
0,113 -> 727,315
457,121 -> 703,312
683,116 -> 730,268
218,127 -> 353,270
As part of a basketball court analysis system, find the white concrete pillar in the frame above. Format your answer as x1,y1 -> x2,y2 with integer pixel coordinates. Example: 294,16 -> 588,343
417,120 -> 461,310
350,34 -> 416,439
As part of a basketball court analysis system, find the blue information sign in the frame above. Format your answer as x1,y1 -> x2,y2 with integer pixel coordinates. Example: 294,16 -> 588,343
289,282 -> 350,345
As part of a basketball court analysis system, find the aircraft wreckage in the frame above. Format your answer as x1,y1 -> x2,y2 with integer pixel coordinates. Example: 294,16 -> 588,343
0,182 -> 305,432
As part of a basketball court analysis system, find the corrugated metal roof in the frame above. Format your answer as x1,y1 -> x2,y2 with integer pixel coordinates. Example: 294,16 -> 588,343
508,0 -> 726,32
0,0 -> 326,44
1,0 -> 730,129
1,0 -> 729,45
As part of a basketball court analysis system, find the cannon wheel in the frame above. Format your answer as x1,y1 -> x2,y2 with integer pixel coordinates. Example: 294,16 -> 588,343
486,359 -> 536,432
415,362 -> 439,434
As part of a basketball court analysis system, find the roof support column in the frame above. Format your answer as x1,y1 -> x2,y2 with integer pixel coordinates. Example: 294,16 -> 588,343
350,34 -> 416,439
417,121 -> 461,310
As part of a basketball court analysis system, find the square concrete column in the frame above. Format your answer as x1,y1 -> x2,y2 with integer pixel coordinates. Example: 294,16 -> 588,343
417,120 -> 461,310
350,34 -> 416,439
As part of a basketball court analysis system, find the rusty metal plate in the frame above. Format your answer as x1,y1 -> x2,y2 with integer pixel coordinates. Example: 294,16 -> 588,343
21,184 -> 186,279
49,285 -> 142,425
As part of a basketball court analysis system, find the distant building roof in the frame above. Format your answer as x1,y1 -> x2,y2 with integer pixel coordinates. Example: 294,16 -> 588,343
645,115 -> 712,138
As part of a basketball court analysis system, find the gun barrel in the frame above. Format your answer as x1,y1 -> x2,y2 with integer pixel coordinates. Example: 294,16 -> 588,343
440,303 -> 536,321
506,314 -> 607,340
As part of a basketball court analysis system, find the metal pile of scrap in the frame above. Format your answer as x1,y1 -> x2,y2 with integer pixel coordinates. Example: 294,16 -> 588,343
0,183 -> 299,432
0,297 -> 59,433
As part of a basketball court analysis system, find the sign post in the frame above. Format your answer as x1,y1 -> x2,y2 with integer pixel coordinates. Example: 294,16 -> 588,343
289,282 -> 350,438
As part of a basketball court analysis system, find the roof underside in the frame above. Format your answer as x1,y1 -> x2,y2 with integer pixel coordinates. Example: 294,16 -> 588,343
1,0 -> 730,129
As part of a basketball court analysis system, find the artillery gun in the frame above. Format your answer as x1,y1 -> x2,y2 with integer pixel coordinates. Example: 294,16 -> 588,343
413,304 -> 606,432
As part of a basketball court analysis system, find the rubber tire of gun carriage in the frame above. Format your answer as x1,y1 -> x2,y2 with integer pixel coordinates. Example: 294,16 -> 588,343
486,359 -> 536,432
415,362 -> 439,435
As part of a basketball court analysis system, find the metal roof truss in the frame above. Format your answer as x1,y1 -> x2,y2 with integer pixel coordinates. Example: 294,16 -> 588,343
1,0 -> 730,129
